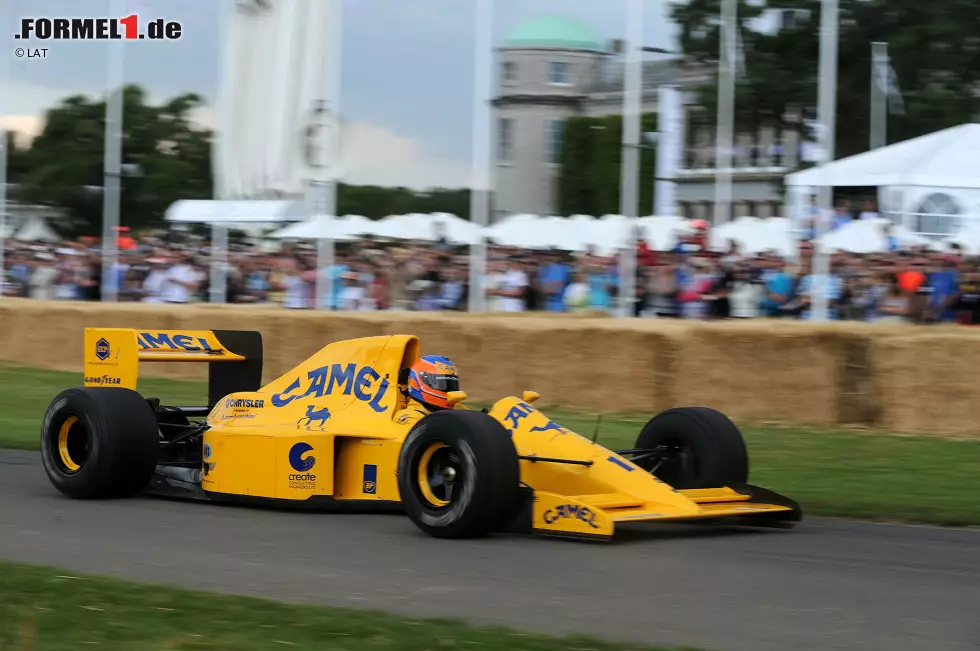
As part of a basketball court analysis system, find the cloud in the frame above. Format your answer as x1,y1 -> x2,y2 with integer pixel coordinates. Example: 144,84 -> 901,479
190,107 -> 468,189
4,103 -> 470,191
0,116 -> 43,147
337,122 -> 470,190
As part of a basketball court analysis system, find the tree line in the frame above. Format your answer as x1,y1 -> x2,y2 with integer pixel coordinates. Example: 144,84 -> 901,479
8,1 -> 978,233
5,84 -> 471,235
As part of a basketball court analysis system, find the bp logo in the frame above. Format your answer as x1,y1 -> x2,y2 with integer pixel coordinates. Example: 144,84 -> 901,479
289,442 -> 316,472
95,337 -> 111,361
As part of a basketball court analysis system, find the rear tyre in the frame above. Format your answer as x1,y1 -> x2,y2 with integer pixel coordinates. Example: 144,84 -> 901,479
41,387 -> 159,499
633,407 -> 748,489
397,409 -> 519,539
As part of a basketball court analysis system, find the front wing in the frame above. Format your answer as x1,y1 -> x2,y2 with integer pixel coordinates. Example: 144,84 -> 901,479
510,482 -> 802,540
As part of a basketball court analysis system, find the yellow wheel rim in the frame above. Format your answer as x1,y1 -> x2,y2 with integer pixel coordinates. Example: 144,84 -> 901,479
57,416 -> 82,472
417,442 -> 451,507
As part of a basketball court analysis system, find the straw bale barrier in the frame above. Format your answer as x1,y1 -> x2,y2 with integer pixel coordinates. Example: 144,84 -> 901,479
2,298 -> 979,435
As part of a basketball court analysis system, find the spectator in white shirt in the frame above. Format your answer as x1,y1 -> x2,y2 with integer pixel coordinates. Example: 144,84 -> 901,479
141,258 -> 169,302
497,260 -> 529,312
161,253 -> 202,304
858,199 -> 880,220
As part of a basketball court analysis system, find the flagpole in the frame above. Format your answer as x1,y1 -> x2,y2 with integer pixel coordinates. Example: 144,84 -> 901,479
712,0 -> 736,226
870,41 -> 887,150
467,0 -> 493,313
101,0 -> 126,302
0,0 -> 10,281
210,0 -> 232,305
618,0 -> 643,318
812,0 -> 839,322
315,0 -> 343,311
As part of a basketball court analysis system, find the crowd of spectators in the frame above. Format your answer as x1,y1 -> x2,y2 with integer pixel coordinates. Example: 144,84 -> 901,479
3,218 -> 979,325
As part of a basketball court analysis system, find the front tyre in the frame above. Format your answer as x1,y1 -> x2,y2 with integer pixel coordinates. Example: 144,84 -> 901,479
397,410 -> 519,539
633,406 -> 749,489
41,387 -> 159,499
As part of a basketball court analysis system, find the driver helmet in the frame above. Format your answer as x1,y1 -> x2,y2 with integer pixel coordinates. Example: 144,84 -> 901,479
407,355 -> 459,410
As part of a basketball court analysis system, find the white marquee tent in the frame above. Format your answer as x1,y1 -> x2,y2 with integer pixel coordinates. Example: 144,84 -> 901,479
785,123 -> 980,190
262,211 -> 980,256
165,200 -> 307,225
165,199 -> 307,303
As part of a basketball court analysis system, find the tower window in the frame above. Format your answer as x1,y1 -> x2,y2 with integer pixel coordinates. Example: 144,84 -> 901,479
548,61 -> 570,85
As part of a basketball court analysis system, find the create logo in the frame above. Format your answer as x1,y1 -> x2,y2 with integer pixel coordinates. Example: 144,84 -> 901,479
543,504 -> 600,529
289,442 -> 316,472
15,16 -> 182,41
95,337 -> 111,361
271,364 -> 390,413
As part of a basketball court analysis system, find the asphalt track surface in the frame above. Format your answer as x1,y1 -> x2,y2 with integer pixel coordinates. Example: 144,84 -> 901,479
2,450 -> 979,651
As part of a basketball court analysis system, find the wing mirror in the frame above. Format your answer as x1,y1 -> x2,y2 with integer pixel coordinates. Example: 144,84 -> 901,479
522,391 -> 540,404
447,390 -> 468,406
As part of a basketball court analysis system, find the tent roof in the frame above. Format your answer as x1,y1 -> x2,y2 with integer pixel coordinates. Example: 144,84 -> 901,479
785,123 -> 980,190
165,200 -> 306,224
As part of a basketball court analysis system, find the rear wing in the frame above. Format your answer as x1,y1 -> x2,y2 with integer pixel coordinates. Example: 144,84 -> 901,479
83,328 -> 263,406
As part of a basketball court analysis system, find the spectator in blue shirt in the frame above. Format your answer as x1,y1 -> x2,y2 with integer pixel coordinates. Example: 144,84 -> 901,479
797,266 -> 844,320
539,252 -> 571,312
761,259 -> 794,316
586,258 -> 617,311
924,256 -> 960,322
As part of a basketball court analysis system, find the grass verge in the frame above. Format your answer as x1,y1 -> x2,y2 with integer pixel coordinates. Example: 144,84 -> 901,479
0,560 -> 695,651
4,363 -> 980,526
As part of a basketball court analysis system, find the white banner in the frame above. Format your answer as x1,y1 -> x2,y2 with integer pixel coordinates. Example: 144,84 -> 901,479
214,0 -> 339,200
655,86 -> 684,216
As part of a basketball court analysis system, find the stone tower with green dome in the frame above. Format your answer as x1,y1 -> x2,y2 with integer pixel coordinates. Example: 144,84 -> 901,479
493,15 -> 610,218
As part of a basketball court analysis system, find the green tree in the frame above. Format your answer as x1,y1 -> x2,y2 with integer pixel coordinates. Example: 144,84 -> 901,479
13,86 -> 478,231
558,113 -> 657,216
672,0 -> 980,159
337,185 -> 471,220
16,85 -> 213,235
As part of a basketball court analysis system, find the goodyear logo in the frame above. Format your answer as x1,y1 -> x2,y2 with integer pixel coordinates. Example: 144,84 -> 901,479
225,398 -> 264,409
363,464 -> 378,494
272,364 -> 390,413
95,337 -> 111,361
137,332 -> 215,352
85,375 -> 122,385
543,504 -> 600,529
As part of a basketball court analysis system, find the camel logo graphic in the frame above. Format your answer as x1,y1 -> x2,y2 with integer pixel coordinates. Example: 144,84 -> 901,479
530,420 -> 568,434
289,442 -> 316,472
297,405 -> 331,430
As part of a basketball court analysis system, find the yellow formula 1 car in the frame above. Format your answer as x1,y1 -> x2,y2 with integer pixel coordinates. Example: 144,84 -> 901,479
41,328 -> 801,540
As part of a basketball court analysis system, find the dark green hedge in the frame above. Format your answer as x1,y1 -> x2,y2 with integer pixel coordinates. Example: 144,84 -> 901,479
557,112 -> 658,216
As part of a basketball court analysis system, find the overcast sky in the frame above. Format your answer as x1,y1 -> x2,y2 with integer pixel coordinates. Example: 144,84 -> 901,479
3,0 -> 680,189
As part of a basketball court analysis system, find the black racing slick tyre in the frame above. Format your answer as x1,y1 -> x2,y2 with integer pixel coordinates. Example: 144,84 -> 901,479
41,387 -> 159,499
633,406 -> 749,490
397,409 -> 519,539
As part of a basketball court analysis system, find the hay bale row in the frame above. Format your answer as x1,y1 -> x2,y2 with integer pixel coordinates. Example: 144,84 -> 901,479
2,299 -> 979,435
